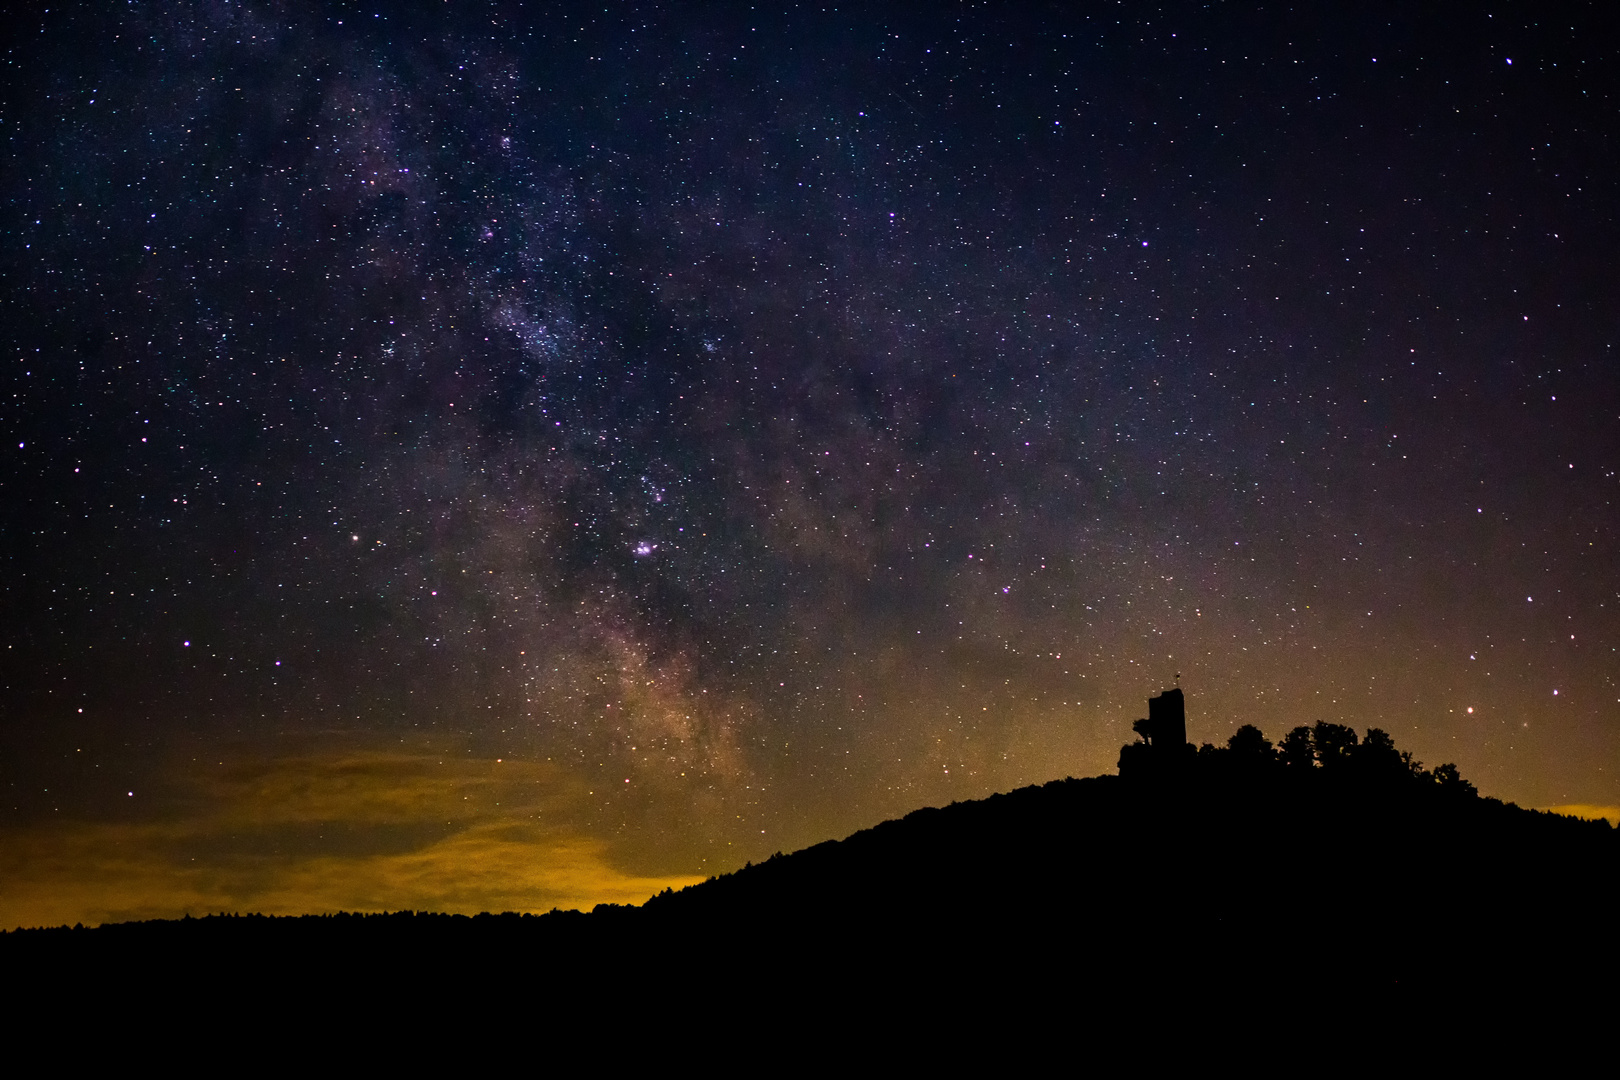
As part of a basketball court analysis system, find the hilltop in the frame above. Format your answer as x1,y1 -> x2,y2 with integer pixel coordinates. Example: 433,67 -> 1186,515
6,714 -> 1615,1034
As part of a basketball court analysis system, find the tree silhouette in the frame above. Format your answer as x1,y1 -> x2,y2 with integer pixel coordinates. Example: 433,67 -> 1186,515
1227,724 -> 1273,758
1430,762 -> 1478,797
1279,726 -> 1315,770
1312,722 -> 1360,770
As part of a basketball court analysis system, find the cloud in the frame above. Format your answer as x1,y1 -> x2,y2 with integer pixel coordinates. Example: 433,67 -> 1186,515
245,823 -> 693,917
202,749 -> 569,826
1543,804 -> 1620,827
0,746 -> 705,930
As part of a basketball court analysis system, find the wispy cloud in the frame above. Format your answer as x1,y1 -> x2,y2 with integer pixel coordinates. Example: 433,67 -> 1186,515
0,746 -> 705,929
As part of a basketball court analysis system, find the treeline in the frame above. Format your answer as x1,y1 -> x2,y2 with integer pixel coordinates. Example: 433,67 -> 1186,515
1123,719 -> 1480,796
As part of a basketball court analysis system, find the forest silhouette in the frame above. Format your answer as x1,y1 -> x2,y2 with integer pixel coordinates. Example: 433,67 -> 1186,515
6,699 -> 1616,1038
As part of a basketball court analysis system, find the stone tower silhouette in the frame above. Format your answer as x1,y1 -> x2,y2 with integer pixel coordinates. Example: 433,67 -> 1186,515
1118,688 -> 1189,777
1142,688 -> 1186,750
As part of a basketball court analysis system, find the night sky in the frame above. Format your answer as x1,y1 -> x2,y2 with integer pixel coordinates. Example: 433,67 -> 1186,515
4,1 -> 1618,928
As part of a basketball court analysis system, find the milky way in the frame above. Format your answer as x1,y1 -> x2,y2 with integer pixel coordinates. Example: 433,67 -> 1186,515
4,2 -> 1617,925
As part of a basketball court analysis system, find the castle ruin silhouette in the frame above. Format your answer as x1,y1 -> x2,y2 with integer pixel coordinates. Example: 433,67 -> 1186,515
1118,688 -> 1188,777
1135,688 -> 1186,752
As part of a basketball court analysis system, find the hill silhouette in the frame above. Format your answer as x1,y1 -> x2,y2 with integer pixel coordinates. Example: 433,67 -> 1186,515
6,708 -> 1616,1043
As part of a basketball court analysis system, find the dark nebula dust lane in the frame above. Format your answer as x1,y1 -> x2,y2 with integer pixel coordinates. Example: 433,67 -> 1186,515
3,1 -> 1618,926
